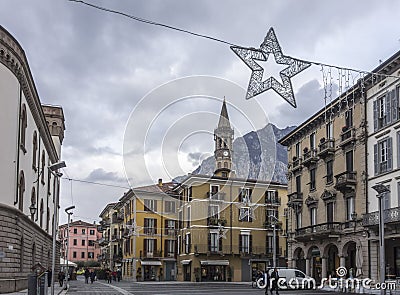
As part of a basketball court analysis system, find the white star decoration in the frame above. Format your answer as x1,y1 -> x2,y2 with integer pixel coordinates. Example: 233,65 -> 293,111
217,223 -> 228,240
231,27 -> 311,108
236,198 -> 259,221
126,221 -> 143,237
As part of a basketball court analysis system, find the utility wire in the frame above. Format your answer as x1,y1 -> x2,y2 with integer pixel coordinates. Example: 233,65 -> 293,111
61,177 -> 131,189
68,0 -> 400,79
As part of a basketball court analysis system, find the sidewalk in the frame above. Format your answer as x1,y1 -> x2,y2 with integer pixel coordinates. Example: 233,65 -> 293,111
3,283 -> 68,295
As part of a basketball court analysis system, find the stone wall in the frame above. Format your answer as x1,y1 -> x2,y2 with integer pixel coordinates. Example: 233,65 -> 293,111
0,203 -> 60,293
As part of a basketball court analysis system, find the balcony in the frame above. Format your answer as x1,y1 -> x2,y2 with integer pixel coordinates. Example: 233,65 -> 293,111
334,171 -> 357,193
117,212 -> 124,221
100,219 -> 110,228
289,157 -> 303,173
318,139 -> 335,159
264,221 -> 283,230
287,192 -> 303,206
265,247 -> 283,258
295,222 -> 342,242
140,250 -> 162,259
143,227 -> 157,235
339,127 -> 356,148
302,148 -> 318,168
207,217 -> 227,226
363,206 -> 400,226
265,196 -> 281,206
111,234 -> 121,241
194,244 -> 230,255
98,237 -> 109,246
207,192 -> 226,201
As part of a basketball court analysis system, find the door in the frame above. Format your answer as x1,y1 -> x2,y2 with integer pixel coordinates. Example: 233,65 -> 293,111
183,264 -> 191,281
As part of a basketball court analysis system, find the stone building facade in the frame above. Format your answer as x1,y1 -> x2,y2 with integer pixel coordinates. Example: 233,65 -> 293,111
0,25 -> 65,292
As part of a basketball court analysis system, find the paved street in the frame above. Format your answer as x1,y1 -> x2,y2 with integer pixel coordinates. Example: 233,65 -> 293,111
67,276 -> 352,295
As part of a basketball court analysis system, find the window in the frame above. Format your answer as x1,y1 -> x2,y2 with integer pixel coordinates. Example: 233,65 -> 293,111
32,131 -> 38,169
40,151 -> 45,184
383,190 -> 391,210
165,240 -> 175,257
144,239 -> 156,256
346,197 -> 355,221
20,104 -> 27,151
73,251 -> 77,258
82,229 -> 86,235
186,206 -> 191,228
310,207 -> 317,226
326,160 -> 333,184
373,89 -> 397,131
208,204 -> 219,219
144,199 -> 157,211
239,233 -> 251,253
265,190 -> 278,203
18,171 -> 25,211
185,233 -> 191,253
73,228 -> 77,234
188,187 -> 192,202
39,199 -> 44,228
165,200 -> 176,213
30,188 -> 36,220
89,230 -> 95,235
165,220 -> 176,236
82,240 -> 85,246
326,202 -> 334,223
81,252 -> 85,259
296,211 -> 302,229
326,121 -> 333,139
295,142 -> 301,158
73,239 -> 77,246
88,252 -> 94,259
144,218 -> 157,234
374,137 -> 393,175
239,188 -> 252,203
295,175 -> 301,193
309,168 -> 316,191
210,185 -> 219,199
345,108 -> 353,128
209,232 -> 220,252
239,207 -> 253,222
345,150 -> 354,172
398,182 -> 400,207
310,132 -> 316,150
88,240 -> 95,247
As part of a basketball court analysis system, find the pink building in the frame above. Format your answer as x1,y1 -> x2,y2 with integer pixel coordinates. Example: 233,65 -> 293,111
59,220 -> 102,263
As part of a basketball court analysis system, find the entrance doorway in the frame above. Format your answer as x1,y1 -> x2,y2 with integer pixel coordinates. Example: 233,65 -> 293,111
183,264 -> 191,281
200,265 -> 226,281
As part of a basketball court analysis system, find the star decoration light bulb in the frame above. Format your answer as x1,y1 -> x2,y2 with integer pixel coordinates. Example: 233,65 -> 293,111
126,221 -> 143,237
231,27 -> 311,108
217,224 -> 228,240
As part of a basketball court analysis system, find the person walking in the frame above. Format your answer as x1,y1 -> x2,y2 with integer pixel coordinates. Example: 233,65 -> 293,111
90,270 -> 96,284
84,268 -> 90,284
264,270 -> 270,295
47,268 -> 52,287
107,270 -> 112,284
58,271 -> 65,287
270,268 -> 279,295
117,269 -> 122,282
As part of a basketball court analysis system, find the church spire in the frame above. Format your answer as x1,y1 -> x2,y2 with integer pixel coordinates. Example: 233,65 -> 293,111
214,98 -> 234,178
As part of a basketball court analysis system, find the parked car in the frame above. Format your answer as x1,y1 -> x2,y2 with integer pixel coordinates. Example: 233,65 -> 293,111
76,269 -> 85,275
268,268 -> 314,289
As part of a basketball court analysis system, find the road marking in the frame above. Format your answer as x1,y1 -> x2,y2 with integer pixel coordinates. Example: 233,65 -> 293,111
97,281 -> 135,295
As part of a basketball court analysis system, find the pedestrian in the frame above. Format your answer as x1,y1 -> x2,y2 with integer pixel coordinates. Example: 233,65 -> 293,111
264,270 -> 270,295
58,271 -> 65,287
84,268 -> 90,284
47,268 -> 52,287
270,268 -> 279,295
112,270 -> 117,281
117,269 -> 122,282
90,270 -> 96,284
107,270 -> 112,284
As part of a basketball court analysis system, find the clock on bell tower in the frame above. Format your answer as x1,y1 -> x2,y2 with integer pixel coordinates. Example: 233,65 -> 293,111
214,98 -> 234,178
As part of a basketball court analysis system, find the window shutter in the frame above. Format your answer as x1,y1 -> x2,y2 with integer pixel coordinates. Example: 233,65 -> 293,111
219,237 -> 222,252
249,235 -> 253,253
154,239 -> 157,254
239,234 -> 242,252
164,220 -> 168,235
373,100 -> 378,131
154,219 -> 157,234
388,137 -> 393,171
386,92 -> 392,124
208,233 -> 211,252
164,240 -> 168,257
374,144 -> 378,175
392,89 -> 398,122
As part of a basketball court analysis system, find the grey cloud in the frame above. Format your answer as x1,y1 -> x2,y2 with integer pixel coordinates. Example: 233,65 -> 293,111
85,168 -> 128,184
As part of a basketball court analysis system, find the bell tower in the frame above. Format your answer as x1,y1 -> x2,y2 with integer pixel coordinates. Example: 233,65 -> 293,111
214,98 -> 234,178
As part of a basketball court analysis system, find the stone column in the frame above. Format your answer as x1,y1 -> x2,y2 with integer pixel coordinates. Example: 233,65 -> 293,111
306,258 -> 311,276
340,255 -> 346,268
321,257 -> 327,280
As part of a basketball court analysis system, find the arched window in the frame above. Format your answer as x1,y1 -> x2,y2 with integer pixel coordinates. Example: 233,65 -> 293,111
41,151 -> 45,184
30,187 -> 36,220
224,162 -> 228,168
32,131 -> 38,170
18,171 -> 25,211
39,199 -> 44,228
20,104 -> 27,151
217,162 -> 221,169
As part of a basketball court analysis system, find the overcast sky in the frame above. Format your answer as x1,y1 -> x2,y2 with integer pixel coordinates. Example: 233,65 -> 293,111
2,0 -> 400,224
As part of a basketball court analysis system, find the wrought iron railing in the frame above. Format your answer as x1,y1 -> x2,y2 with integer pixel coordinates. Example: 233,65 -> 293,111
303,148 -> 318,162
318,139 -> 335,154
363,206 -> 400,226
295,222 -> 341,237
265,196 -> 281,205
207,192 -> 226,200
340,127 -> 355,143
334,171 -> 357,187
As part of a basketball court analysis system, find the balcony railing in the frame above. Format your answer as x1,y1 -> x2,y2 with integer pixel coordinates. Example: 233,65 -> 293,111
288,192 -> 303,204
334,171 -> 357,192
302,148 -> 318,167
295,222 -> 342,239
207,217 -> 227,226
207,192 -> 226,201
143,227 -> 157,235
265,196 -> 281,205
363,206 -> 400,226
98,237 -> 109,246
318,139 -> 335,158
339,127 -> 356,147
140,250 -> 162,259
290,157 -> 302,173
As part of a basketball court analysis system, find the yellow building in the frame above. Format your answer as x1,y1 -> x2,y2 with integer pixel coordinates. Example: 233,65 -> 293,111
119,181 -> 178,281
175,100 -> 288,282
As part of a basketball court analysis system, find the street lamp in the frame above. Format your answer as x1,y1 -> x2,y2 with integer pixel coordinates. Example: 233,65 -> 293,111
48,161 -> 66,295
268,215 -> 279,268
64,205 -> 75,290
29,203 -> 37,216
372,184 -> 390,295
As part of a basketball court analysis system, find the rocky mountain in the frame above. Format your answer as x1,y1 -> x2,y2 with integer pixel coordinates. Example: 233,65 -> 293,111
189,123 -> 296,184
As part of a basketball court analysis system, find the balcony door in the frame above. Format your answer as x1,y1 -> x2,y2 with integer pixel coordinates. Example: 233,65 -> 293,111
345,150 -> 354,172
326,202 -> 334,224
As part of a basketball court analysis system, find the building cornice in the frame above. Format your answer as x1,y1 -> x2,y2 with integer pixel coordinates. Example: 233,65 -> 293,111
0,25 -> 58,162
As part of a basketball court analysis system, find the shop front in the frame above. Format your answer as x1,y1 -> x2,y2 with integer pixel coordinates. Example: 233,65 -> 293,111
200,260 -> 229,281
141,260 -> 162,281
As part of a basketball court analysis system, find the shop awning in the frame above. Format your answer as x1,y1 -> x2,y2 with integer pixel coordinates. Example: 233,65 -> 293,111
200,260 -> 229,266
140,260 -> 162,266
180,260 -> 191,265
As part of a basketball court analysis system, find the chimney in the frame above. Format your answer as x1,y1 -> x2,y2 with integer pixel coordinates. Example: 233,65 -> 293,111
158,178 -> 162,187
